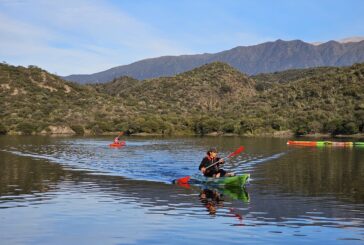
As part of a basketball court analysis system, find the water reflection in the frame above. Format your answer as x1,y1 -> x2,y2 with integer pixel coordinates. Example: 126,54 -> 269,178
199,187 -> 249,216
199,188 -> 223,215
0,151 -> 65,207
257,147 -> 364,203
0,136 -> 363,244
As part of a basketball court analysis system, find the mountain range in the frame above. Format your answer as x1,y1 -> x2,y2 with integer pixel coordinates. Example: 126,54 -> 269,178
64,38 -> 364,84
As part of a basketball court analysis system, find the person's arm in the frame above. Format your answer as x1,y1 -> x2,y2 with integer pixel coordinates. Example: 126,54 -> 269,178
217,157 -> 224,164
198,159 -> 204,170
199,158 -> 207,174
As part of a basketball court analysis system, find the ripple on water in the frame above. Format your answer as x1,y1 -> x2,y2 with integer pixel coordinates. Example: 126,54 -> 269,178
1,137 -> 363,244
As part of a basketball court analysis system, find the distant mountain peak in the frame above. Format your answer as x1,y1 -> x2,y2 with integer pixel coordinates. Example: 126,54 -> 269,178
64,38 -> 364,83
311,36 -> 364,46
338,36 -> 364,43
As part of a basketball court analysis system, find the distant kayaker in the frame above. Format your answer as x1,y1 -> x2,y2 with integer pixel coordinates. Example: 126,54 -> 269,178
113,132 -> 125,144
199,147 -> 235,178
113,136 -> 120,144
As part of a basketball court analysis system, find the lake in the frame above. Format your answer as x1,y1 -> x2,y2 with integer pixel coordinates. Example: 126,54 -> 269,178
0,136 -> 363,244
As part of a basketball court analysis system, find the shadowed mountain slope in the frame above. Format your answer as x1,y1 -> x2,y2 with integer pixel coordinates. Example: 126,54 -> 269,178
64,39 -> 364,83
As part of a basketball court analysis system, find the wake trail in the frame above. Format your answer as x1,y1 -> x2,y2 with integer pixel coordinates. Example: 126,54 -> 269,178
227,152 -> 287,175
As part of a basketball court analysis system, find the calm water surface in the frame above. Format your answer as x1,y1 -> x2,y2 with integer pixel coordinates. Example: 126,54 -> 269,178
0,136 -> 363,244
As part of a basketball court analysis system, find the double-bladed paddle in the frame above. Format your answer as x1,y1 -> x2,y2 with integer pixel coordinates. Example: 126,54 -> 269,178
111,131 -> 124,143
174,146 -> 245,184
205,146 -> 244,170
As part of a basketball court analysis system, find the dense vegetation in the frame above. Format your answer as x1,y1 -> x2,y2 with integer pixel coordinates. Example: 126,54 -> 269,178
0,64 -> 128,135
253,64 -> 364,135
1,61 -> 363,136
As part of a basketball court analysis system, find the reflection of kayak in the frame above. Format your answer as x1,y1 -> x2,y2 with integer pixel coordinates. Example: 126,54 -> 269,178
189,174 -> 250,187
109,141 -> 126,147
287,140 -> 364,147
218,186 -> 250,202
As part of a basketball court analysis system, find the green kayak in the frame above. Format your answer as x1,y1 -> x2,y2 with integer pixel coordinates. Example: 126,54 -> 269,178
191,174 -> 250,187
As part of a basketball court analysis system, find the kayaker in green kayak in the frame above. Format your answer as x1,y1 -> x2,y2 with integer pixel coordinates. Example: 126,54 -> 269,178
199,147 -> 235,178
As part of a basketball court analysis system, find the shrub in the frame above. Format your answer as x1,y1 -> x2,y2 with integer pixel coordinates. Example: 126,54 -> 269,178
96,122 -> 113,132
91,125 -> 103,134
323,119 -> 342,134
295,125 -> 310,136
222,120 -> 237,133
194,121 -> 208,135
205,118 -> 221,132
0,123 -> 7,135
219,84 -> 232,94
70,125 -> 84,135
17,122 -> 37,135
239,118 -> 263,134
269,117 -> 287,131
308,121 -> 323,133
342,122 -> 359,135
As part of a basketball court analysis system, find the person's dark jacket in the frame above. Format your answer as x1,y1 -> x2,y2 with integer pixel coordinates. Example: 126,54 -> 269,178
199,156 -> 222,177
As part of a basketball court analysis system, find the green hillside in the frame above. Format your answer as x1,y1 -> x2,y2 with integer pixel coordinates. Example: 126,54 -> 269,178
252,66 -> 342,84
0,64 -> 129,135
252,63 -> 364,135
96,62 -> 255,114
0,61 -> 363,136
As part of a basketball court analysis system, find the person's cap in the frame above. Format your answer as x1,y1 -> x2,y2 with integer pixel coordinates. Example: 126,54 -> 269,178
208,147 -> 217,153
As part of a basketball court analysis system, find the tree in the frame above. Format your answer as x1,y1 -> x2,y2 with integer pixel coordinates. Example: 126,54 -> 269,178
343,122 -> 359,134
70,125 -> 84,135
17,122 -> 36,135
222,120 -> 238,133
0,123 -> 7,135
308,121 -> 323,133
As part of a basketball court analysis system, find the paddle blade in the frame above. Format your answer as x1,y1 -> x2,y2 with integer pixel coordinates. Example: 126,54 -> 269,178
227,146 -> 245,158
176,176 -> 190,184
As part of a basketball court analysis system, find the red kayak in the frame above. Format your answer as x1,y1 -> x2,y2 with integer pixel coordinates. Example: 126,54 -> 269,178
109,141 -> 126,148
287,140 -> 320,146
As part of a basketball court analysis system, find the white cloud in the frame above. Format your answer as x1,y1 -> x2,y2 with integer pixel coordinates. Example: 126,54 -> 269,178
0,0 -> 190,75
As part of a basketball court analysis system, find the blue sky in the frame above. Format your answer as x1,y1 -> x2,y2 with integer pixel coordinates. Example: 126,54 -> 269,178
0,0 -> 363,75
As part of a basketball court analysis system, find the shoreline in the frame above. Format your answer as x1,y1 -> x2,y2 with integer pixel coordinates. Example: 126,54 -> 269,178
2,130 -> 364,139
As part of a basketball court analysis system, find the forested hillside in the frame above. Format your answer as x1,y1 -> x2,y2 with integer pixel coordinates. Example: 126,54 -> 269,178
1,62 -> 363,136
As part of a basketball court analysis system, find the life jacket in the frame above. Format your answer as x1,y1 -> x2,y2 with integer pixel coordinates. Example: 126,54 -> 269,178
205,155 -> 220,172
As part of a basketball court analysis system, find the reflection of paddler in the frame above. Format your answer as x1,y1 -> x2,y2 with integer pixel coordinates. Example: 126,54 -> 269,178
199,189 -> 224,215
205,201 -> 216,214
